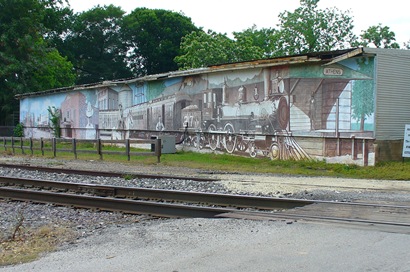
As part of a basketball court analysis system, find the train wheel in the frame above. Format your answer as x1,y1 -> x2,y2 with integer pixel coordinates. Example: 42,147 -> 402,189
184,136 -> 192,146
268,142 -> 280,160
277,96 -> 289,130
223,123 -> 236,153
249,141 -> 257,158
193,135 -> 204,149
236,136 -> 248,152
207,124 -> 219,150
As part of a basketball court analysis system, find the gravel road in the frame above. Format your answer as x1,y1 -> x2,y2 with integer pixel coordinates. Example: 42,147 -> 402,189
1,156 -> 410,272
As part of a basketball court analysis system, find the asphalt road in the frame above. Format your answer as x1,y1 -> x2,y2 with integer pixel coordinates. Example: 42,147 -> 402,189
2,218 -> 410,272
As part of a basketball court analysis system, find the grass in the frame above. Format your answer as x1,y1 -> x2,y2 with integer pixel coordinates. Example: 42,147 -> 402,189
3,145 -> 410,180
0,225 -> 75,266
156,151 -> 410,180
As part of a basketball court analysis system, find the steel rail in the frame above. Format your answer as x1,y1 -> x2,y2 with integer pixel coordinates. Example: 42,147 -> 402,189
0,176 -> 311,210
0,187 -> 233,218
2,175 -> 410,210
1,187 -> 410,229
0,163 -> 218,182
223,210 -> 410,228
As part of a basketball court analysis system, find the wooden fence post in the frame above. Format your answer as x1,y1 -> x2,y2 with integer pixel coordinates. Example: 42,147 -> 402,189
126,139 -> 130,161
40,138 -> 44,156
30,138 -> 34,155
155,138 -> 162,163
52,138 -> 57,158
20,137 -> 24,154
97,138 -> 102,160
11,137 -> 15,155
72,138 -> 77,159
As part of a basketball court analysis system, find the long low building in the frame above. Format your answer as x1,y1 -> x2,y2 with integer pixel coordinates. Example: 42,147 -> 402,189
16,47 -> 410,165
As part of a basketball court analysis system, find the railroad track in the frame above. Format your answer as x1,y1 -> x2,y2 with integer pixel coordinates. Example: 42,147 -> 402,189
1,175 -> 410,233
0,163 -> 218,182
0,175 -> 310,213
3,162 -> 409,195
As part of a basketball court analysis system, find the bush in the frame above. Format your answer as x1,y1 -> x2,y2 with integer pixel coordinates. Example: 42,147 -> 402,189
13,123 -> 24,137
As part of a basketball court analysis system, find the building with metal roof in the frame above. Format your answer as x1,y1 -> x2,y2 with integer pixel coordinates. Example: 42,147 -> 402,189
16,47 -> 410,165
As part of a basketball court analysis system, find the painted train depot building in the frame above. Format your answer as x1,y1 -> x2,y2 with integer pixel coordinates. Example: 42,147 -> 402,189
16,48 -> 410,166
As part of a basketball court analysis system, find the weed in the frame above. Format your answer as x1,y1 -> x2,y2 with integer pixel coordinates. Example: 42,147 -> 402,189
123,174 -> 134,180
0,225 -> 76,266
0,205 -> 76,267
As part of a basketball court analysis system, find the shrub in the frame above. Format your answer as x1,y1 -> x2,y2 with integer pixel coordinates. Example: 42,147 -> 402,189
13,123 -> 24,137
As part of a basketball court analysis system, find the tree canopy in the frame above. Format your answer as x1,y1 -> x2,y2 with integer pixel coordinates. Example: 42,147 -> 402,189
176,26 -> 281,69
233,26 -> 279,58
176,30 -> 238,69
276,0 -> 357,55
176,0 -> 359,69
55,4 -> 132,85
122,8 -> 199,76
0,0 -> 75,125
358,24 -> 400,48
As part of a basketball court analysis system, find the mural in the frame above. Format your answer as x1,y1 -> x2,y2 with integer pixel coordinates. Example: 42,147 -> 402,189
20,56 -> 375,162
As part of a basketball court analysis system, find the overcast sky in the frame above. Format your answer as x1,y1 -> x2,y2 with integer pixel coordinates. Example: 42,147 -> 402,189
68,0 -> 410,46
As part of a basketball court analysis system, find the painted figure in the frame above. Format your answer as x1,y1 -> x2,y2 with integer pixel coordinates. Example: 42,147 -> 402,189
156,116 -> 165,131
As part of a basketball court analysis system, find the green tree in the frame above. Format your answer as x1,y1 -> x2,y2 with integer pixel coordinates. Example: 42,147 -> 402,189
175,30 -> 237,69
233,26 -> 279,58
358,24 -> 400,48
176,0 -> 358,70
176,27 -> 273,70
122,8 -> 199,76
47,106 -> 61,137
276,0 -> 356,55
0,0 -> 75,125
351,58 -> 374,131
57,5 -> 132,85
31,43 -> 76,91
